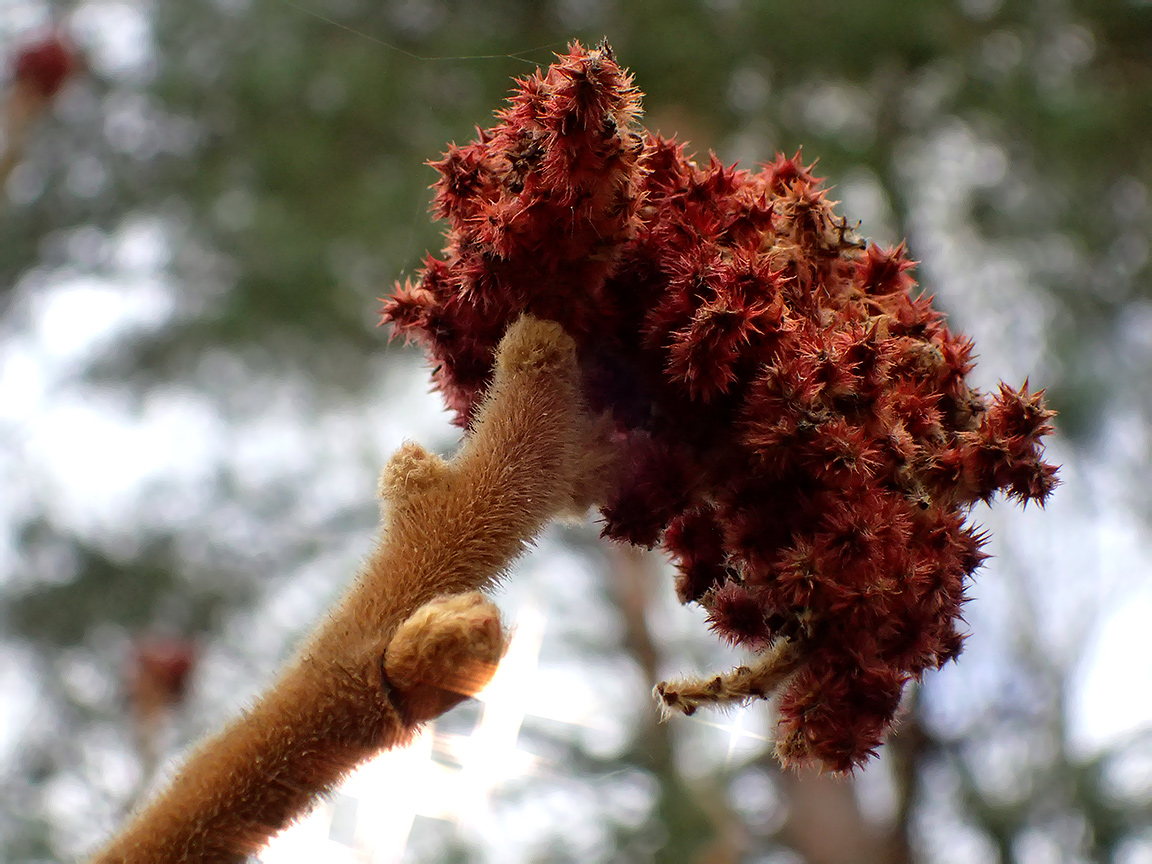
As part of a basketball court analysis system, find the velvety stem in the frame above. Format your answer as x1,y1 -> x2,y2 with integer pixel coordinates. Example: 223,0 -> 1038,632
92,315 -> 599,863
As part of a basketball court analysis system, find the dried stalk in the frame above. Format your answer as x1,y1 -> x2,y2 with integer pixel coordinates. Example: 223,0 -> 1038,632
654,639 -> 802,718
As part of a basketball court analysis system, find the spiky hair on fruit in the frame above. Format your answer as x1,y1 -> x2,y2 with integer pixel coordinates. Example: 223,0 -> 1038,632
381,41 -> 1058,772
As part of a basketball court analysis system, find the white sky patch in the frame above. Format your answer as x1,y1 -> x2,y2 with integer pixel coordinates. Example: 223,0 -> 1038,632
4,271 -> 173,393
0,249 -> 190,558
0,1 -> 51,37
0,643 -> 41,763
70,1 -> 155,81
1070,585 -> 1152,755
35,280 -> 156,362
21,389 -> 223,531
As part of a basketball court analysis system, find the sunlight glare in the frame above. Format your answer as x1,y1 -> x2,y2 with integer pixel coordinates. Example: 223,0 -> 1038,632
257,603 -> 552,863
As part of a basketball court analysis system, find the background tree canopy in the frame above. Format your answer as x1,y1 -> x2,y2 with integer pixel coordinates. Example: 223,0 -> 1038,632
1,1 -> 1150,862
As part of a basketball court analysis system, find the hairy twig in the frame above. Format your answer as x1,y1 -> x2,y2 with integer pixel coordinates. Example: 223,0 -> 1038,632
92,315 -> 612,863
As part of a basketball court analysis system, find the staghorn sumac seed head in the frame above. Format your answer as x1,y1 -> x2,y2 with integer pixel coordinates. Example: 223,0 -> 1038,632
381,42 -> 1058,772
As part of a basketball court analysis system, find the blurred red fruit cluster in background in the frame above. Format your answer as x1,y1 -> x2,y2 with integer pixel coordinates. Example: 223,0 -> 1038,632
12,35 -> 74,100
128,637 -> 197,724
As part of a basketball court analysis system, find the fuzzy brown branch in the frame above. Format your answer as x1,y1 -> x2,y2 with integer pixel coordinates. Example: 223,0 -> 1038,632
92,315 -> 612,863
